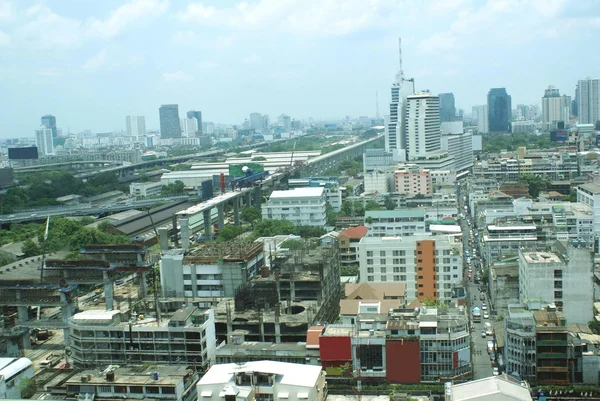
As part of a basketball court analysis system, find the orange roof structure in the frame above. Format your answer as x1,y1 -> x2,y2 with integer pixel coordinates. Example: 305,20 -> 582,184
306,326 -> 324,349
339,226 -> 368,239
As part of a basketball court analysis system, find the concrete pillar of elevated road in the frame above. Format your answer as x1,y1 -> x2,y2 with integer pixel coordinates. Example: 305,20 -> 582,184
17,305 -> 31,349
245,191 -> 252,208
61,301 -> 73,347
217,203 -> 225,231
137,272 -> 147,299
253,186 -> 262,208
233,197 -> 241,225
203,209 -> 212,240
103,271 -> 114,311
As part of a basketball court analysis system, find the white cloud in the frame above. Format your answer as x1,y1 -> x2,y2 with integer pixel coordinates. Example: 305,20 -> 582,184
36,69 -> 63,77
178,0 -> 409,37
197,60 -> 219,69
21,6 -> 84,48
163,71 -> 193,81
82,49 -> 108,71
0,31 -> 9,46
172,30 -> 197,45
418,32 -> 457,54
242,54 -> 261,65
88,0 -> 169,39
0,1 -> 13,21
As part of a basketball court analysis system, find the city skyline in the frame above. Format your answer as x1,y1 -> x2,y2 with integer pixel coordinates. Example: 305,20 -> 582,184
1,0 -> 600,138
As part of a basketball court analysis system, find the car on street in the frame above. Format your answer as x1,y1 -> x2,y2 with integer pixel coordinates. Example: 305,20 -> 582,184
483,312 -> 490,319
492,367 -> 499,376
30,213 -> 38,217
481,303 -> 487,310
481,330 -> 486,338
480,294 -> 485,301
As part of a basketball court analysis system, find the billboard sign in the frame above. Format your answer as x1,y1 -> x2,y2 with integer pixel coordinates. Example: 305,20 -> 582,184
8,146 -> 39,160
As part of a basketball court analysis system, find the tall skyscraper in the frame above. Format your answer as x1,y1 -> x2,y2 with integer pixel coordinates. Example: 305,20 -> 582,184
516,104 -> 530,121
186,110 -> 202,134
125,116 -> 146,140
475,105 -> 489,134
249,113 -> 263,131
487,88 -> 512,132
385,38 -> 410,161
41,115 -> 57,138
35,126 -> 54,156
577,78 -> 600,124
180,118 -> 198,136
159,104 -> 181,139
438,93 -> 456,122
404,92 -> 441,160
541,86 -> 570,128
573,84 -> 579,117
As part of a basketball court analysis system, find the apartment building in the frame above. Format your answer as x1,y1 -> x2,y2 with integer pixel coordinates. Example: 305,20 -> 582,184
393,165 -> 432,196
483,222 -> 537,260
358,235 -> 463,302
160,242 -> 264,298
504,305 -> 537,384
288,177 -> 343,212
577,183 -> 600,244
518,242 -> 594,324
338,226 -> 368,267
364,170 -> 391,194
489,258 -> 520,316
69,307 -> 216,369
340,283 -> 406,325
63,365 -> 199,401
262,187 -> 327,227
197,361 -> 327,401
364,209 -> 426,237
430,170 -> 456,192
319,305 -> 471,383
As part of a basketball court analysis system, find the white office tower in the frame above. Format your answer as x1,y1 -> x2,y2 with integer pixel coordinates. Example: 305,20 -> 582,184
475,105 -> 488,134
541,86 -> 571,129
577,77 -> 600,124
35,126 -> 54,156
385,38 -> 410,162
180,117 -> 198,136
125,115 -> 146,140
404,93 -> 441,160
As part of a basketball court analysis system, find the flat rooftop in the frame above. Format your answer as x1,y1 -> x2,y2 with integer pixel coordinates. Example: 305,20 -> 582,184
268,187 -> 324,199
522,252 -> 562,264
184,241 -> 263,264
66,365 -> 194,387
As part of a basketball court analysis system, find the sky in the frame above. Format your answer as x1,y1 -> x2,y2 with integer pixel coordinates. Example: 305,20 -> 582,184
0,0 -> 599,137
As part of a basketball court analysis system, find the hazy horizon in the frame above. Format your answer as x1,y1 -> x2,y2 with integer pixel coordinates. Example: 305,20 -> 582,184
1,0 -> 599,138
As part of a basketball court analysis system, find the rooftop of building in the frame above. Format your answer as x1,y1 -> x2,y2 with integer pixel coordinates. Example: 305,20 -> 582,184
341,299 -> 404,316
359,234 -> 461,246
183,241 -> 263,264
65,364 -> 195,387
339,225 -> 368,239
448,374 -> 532,401
70,306 -> 210,329
198,360 -> 323,387
579,183 -> 600,194
213,298 -> 319,324
521,251 -> 562,264
216,340 -> 318,354
365,209 -> 425,219
345,282 -> 406,300
268,187 -> 324,199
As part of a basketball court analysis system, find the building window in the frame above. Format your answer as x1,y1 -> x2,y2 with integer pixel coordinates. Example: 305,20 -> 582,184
99,386 -> 112,393
114,386 -> 127,394
380,259 -> 386,265
394,275 -> 400,281
367,251 -> 373,257
367,276 -> 374,282
381,276 -> 387,282
183,274 -> 192,281
367,259 -> 373,265
554,281 -> 562,289
367,267 -> 374,273
554,291 -> 563,299
381,267 -> 387,273
380,251 -> 386,257
554,270 -> 562,279
161,387 -> 176,395
130,386 -> 144,394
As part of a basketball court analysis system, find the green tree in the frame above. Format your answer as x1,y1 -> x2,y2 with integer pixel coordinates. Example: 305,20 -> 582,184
252,219 -> 295,238
240,206 -> 262,227
22,239 -> 41,257
161,180 -> 186,196
217,225 -> 246,242
339,200 -> 365,217
518,174 -> 551,198
252,156 -> 267,161
19,377 -> 37,399
589,320 -> 600,334
340,265 -> 359,276
365,200 -> 381,211
384,195 -> 396,210
280,239 -> 306,250
294,226 -> 326,238
326,203 -> 337,226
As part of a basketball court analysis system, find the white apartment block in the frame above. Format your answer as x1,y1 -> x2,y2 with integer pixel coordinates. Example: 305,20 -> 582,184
365,209 -> 427,237
69,307 -> 217,368
577,183 -> 600,244
358,235 -> 463,302
441,132 -> 473,172
518,245 -> 594,324
393,165 -> 431,195
125,115 -> 146,140
405,93 -> 441,160
430,170 -> 455,190
35,127 -> 54,156
197,361 -> 327,401
483,223 -> 537,260
262,187 -> 327,227
130,181 -> 164,197
364,170 -> 391,194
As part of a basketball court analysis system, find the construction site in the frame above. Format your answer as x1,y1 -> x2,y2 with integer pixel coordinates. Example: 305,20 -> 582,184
212,245 -> 341,343
0,244 -> 154,357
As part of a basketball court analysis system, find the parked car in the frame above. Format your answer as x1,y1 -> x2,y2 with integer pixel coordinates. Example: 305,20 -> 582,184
483,312 -> 490,319
493,367 -> 499,376
481,303 -> 487,310
481,330 -> 487,338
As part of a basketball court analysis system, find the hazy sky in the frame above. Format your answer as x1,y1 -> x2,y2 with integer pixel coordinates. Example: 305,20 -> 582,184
1,0 -> 599,137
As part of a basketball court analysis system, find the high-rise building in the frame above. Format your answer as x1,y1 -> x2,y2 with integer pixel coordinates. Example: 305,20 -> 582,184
487,88 -> 512,132
186,110 -> 202,134
41,115 -> 57,138
577,77 -> 600,124
159,104 -> 181,139
573,83 -> 579,117
541,86 -> 570,129
404,92 -> 441,160
474,105 -> 488,134
180,118 -> 198,136
249,113 -> 263,131
516,104 -> 530,121
125,115 -> 146,140
385,38 -> 409,161
438,93 -> 456,122
279,114 -> 292,131
35,126 -> 54,156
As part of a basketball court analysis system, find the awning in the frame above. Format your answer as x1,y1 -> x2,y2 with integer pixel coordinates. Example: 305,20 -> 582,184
278,393 -> 289,399
201,391 -> 213,397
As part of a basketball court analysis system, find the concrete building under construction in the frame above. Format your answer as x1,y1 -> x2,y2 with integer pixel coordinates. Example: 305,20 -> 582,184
213,245 -> 341,344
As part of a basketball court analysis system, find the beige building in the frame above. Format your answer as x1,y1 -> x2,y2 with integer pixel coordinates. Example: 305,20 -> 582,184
340,283 -> 406,325
394,165 -> 431,196
338,226 -> 368,267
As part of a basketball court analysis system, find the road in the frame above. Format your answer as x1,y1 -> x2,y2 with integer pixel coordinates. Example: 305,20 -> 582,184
458,181 -> 494,380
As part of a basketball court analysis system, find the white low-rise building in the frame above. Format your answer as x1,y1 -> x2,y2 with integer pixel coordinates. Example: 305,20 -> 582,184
197,361 -> 327,401
130,181 -> 164,197
262,187 -> 327,227
0,358 -> 34,399
358,234 -> 463,301
363,170 -> 391,194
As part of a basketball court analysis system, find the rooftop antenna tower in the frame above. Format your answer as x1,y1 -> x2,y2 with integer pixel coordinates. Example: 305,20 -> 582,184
395,37 -> 404,85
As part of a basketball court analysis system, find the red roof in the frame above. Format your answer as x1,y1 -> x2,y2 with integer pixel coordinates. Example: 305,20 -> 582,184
306,326 -> 324,349
339,226 -> 368,239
